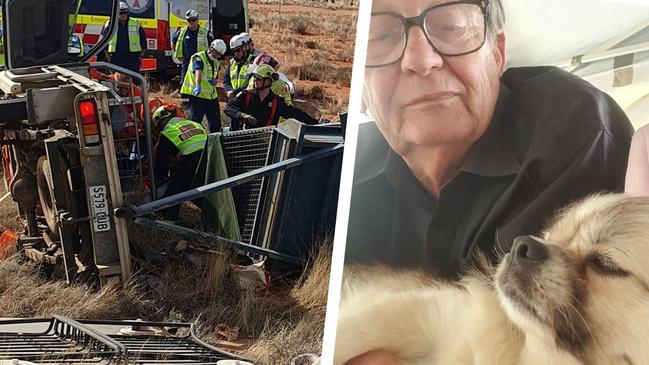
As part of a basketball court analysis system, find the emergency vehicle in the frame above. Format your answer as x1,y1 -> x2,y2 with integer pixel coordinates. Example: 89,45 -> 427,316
70,0 -> 249,77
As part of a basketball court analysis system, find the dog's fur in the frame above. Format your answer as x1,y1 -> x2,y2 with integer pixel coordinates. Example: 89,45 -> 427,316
334,194 -> 649,365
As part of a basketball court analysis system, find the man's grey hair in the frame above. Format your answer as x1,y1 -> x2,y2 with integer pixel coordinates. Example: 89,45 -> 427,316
487,0 -> 505,35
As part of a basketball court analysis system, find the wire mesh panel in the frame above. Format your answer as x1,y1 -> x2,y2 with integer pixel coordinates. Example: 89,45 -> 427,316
113,334 -> 231,364
0,317 -> 118,364
0,317 -> 244,364
220,128 -> 274,243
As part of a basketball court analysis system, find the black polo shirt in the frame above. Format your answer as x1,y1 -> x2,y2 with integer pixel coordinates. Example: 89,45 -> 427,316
344,66 -> 634,277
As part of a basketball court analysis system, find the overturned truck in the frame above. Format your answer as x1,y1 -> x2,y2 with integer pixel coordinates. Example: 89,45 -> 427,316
0,0 -> 343,287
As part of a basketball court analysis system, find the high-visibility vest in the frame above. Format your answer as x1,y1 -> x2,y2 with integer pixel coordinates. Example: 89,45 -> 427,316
246,77 -> 292,105
0,35 -> 4,66
228,54 -> 254,90
161,117 -> 207,155
106,18 -> 142,53
173,26 -> 209,59
180,51 -> 220,100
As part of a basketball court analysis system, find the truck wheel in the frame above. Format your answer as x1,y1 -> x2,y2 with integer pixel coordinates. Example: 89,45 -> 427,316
37,156 -> 59,233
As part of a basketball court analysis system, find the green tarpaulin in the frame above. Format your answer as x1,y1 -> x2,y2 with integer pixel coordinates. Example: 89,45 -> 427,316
195,133 -> 241,241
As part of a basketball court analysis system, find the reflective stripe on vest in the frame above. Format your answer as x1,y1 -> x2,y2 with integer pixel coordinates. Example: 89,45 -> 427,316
180,51 -> 220,100
174,26 -> 209,59
161,117 -> 207,155
106,18 -> 142,53
229,54 -> 254,90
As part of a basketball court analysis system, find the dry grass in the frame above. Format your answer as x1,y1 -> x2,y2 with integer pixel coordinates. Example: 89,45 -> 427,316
0,235 -> 333,364
0,258 -> 152,319
253,12 -> 356,39
249,2 -> 356,120
285,63 -> 352,86
242,236 -> 332,363
251,0 -> 357,11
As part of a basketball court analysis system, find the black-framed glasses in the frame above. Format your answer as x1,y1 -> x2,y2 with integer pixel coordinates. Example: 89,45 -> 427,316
187,18 -> 198,22
366,0 -> 488,68
119,11 -> 128,15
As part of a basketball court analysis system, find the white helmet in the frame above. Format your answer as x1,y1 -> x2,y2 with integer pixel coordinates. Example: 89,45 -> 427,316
119,1 -> 129,11
278,72 -> 295,95
229,34 -> 245,50
210,39 -> 227,55
185,9 -> 198,19
239,32 -> 252,44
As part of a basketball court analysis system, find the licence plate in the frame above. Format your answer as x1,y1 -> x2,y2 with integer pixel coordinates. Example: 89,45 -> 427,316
89,185 -> 111,232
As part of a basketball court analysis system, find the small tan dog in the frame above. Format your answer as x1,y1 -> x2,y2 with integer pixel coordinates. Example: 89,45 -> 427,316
334,194 -> 649,365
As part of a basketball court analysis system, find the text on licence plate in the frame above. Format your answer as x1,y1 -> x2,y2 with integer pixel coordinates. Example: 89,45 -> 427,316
89,185 -> 111,232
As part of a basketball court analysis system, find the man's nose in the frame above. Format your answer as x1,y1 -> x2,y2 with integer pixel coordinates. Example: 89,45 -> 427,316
400,27 -> 443,75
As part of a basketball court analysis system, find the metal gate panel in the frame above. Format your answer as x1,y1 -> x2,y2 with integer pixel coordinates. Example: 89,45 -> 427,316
220,127 -> 273,243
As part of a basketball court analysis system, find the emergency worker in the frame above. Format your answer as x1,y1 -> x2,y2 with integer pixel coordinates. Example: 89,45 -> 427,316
151,105 -> 207,220
225,64 -> 320,130
223,33 -> 255,100
180,39 -> 227,133
239,32 -> 266,58
101,1 -> 147,74
171,9 -> 210,83
246,54 -> 293,104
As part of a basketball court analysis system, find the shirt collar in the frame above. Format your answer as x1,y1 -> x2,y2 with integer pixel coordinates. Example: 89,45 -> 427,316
459,83 -> 520,177
386,149 -> 438,212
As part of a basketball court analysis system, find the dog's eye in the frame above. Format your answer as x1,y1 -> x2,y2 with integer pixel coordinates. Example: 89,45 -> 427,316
588,255 -> 629,277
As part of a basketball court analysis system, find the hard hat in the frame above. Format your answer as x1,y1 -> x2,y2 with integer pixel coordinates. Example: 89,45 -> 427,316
151,105 -> 177,129
185,9 -> 198,19
252,53 -> 279,70
278,72 -> 295,95
239,32 -> 252,44
119,1 -> 129,11
252,64 -> 276,80
229,34 -> 246,50
210,39 -> 227,55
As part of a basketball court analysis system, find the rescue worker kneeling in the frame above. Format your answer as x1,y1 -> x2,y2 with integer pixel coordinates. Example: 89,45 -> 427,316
151,105 -> 207,220
225,64 -> 320,130
180,39 -> 227,133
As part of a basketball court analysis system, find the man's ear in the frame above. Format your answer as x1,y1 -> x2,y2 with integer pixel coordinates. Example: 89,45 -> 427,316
493,31 -> 507,76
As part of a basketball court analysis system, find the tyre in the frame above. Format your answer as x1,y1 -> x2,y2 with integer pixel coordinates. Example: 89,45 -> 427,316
36,156 -> 59,233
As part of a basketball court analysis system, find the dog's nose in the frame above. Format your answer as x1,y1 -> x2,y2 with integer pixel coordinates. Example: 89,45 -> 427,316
511,236 -> 548,261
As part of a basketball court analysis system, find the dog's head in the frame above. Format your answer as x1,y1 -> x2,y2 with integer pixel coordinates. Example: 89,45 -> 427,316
495,194 -> 649,364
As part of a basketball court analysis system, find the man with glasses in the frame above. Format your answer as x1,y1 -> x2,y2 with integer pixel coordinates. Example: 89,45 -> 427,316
172,9 -> 210,83
345,0 -> 633,315
223,33 -> 256,100
102,1 -> 147,74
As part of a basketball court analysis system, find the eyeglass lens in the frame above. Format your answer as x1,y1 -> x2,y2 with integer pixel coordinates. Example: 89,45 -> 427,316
367,3 -> 485,67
